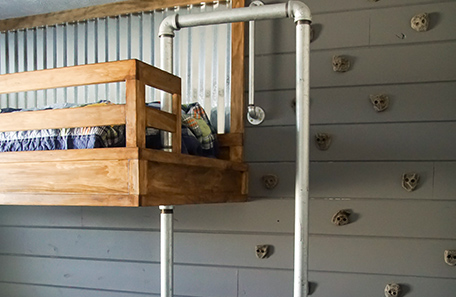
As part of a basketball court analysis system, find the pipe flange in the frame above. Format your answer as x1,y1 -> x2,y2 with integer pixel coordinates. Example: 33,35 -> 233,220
247,106 -> 266,125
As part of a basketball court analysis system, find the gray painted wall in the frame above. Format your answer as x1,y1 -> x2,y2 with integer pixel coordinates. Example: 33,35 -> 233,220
1,0 -> 456,296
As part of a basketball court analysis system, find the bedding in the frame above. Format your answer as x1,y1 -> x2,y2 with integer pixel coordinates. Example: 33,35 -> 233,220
0,101 -> 219,157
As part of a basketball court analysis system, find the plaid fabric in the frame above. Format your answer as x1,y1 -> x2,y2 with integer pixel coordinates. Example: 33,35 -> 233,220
0,126 -> 125,152
182,102 -> 218,157
0,101 -> 126,152
0,101 -> 219,157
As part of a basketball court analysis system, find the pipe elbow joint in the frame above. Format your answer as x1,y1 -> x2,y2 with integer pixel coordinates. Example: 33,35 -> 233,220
159,14 -> 179,37
287,1 -> 312,23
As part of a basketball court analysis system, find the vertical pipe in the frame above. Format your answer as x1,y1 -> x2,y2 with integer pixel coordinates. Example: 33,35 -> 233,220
294,20 -> 311,297
248,17 -> 255,108
160,35 -> 174,151
159,33 -> 175,297
160,205 -> 174,297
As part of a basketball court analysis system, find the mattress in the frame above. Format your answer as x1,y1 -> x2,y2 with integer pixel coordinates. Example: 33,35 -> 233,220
0,101 -> 218,157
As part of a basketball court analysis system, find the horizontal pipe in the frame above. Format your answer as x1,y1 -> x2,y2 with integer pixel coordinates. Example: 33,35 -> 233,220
159,1 -> 311,36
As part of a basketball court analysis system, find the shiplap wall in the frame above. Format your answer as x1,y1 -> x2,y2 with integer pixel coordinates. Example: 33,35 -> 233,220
1,0 -> 456,296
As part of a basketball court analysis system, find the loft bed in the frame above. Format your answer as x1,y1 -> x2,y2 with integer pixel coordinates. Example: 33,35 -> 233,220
0,0 -> 314,296
0,59 -> 248,207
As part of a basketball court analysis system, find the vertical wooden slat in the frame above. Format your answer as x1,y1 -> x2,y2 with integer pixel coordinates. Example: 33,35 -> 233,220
172,93 -> 182,153
125,77 -> 146,148
229,0 -> 245,162
129,159 -> 148,197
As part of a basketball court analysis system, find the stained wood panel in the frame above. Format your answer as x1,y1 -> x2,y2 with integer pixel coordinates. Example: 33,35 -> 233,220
143,161 -> 246,206
0,160 -> 130,194
254,42 -> 456,90
246,122 -> 456,162
249,82 -> 456,127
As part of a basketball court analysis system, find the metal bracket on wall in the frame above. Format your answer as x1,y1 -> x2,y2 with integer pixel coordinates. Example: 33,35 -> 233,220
262,174 -> 279,190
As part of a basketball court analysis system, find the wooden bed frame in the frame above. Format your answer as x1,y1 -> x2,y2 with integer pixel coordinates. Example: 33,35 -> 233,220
0,59 -> 248,207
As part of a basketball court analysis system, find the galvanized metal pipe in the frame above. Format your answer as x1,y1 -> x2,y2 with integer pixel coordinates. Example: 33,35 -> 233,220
160,35 -> 174,152
248,0 -> 264,119
158,2 -> 311,297
294,19 -> 311,297
159,205 -> 174,297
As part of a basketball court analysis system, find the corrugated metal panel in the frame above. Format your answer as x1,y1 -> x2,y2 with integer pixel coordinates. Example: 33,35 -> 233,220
0,1 -> 231,132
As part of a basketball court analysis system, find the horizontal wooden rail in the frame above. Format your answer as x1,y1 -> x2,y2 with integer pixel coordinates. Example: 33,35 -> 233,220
0,105 -> 125,132
146,107 -> 177,133
137,60 -> 181,95
0,59 -> 180,95
218,133 -> 243,147
0,60 -> 135,94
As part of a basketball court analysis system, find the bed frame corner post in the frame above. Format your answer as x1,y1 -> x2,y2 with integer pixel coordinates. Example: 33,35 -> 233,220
125,78 -> 146,148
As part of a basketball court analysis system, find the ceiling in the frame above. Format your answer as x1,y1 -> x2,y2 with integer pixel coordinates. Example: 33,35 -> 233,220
0,0 -> 123,20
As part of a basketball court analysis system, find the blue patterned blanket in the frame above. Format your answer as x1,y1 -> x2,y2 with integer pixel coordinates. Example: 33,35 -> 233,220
0,102 -> 218,158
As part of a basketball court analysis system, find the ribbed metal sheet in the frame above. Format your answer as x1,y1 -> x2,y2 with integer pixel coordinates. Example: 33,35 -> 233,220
0,1 -> 231,132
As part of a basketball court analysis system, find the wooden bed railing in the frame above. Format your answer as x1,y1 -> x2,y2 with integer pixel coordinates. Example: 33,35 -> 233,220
0,59 -> 182,152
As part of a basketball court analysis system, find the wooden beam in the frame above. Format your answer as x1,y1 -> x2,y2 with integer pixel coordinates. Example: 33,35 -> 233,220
230,0 -> 245,162
218,133 -> 243,147
0,148 -> 140,163
172,93 -> 182,153
125,79 -> 146,148
0,104 -> 125,132
0,60 -> 136,94
137,60 -> 181,95
0,0 -> 215,32
146,107 -> 177,133
140,148 -> 248,171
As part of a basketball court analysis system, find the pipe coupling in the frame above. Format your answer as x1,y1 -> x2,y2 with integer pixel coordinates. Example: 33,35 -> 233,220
287,1 -> 312,23
158,14 -> 180,37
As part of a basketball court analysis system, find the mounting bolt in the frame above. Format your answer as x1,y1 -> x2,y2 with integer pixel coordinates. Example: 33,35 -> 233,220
262,174 -> 279,190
